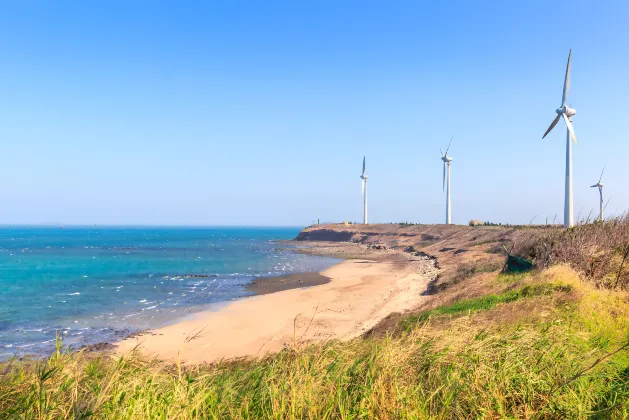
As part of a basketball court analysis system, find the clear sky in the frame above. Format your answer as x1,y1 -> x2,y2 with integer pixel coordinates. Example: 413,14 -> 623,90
0,1 -> 627,226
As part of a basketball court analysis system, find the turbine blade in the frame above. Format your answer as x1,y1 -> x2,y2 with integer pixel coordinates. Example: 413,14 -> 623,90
590,184 -> 598,188
562,113 -> 577,143
361,179 -> 364,198
445,136 -> 453,155
442,162 -> 446,192
599,165 -> 605,183
604,196 -> 611,211
542,114 -> 561,139
440,148 -> 443,157
362,156 -> 365,175
562,49 -> 572,105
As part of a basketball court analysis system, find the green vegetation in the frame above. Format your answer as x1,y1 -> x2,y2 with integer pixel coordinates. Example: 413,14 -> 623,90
401,281 -> 572,328
514,213 -> 629,290
495,271 -> 531,284
398,222 -> 419,227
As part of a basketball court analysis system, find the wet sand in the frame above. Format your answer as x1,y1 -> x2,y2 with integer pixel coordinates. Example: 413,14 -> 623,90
247,272 -> 331,295
115,242 -> 438,364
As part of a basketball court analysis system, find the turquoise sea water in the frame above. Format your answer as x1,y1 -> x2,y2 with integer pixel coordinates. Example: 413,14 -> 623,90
0,227 -> 339,360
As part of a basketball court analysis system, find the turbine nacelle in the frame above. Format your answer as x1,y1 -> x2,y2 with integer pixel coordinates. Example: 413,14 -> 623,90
591,166 -> 606,190
441,155 -> 452,163
556,105 -> 576,118
592,165 -> 606,223
360,175 -> 368,180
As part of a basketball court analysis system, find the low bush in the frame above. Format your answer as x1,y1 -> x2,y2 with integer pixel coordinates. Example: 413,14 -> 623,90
513,213 -> 629,290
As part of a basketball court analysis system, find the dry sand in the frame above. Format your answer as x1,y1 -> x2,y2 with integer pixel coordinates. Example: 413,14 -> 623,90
115,243 -> 438,364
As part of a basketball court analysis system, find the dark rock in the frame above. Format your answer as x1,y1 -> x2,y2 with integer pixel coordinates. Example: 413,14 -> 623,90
295,229 -> 355,242
82,342 -> 115,352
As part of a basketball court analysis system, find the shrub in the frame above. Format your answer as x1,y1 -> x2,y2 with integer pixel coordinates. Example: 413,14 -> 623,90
512,213 -> 629,290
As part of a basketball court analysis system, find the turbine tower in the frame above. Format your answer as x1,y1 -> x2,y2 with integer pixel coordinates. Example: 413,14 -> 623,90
360,156 -> 368,224
542,49 -> 577,228
440,138 -> 453,224
590,166 -> 605,222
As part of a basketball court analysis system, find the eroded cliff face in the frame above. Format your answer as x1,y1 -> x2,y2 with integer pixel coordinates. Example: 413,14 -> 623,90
294,229 -> 355,242
294,223 -> 514,252
294,223 -> 518,294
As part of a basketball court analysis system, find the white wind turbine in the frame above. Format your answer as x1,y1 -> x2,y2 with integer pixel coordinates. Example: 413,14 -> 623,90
440,138 -> 453,224
542,49 -> 577,228
590,165 -> 605,222
360,156 -> 368,224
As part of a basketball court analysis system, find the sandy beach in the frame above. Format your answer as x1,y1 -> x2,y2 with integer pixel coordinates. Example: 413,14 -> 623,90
115,242 -> 438,364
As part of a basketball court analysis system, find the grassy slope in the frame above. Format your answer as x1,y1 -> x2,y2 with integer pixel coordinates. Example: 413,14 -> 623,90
3,225 -> 629,418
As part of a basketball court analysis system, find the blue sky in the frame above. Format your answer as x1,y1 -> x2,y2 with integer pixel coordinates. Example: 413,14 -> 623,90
0,1 -> 627,226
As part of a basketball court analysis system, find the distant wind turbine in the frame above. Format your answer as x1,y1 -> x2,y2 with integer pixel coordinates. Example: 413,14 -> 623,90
440,138 -> 453,224
542,49 -> 577,228
360,157 -> 368,224
590,165 -> 605,222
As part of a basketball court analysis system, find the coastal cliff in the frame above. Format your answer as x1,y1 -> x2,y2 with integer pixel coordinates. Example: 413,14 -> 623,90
295,223 -> 515,253
295,223 -> 518,295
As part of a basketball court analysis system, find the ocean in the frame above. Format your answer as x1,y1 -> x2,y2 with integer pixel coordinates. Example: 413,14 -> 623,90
0,227 -> 339,360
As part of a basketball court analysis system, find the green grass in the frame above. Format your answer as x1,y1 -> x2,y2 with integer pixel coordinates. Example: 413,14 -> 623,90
2,271 -> 629,418
495,271 -> 531,284
401,282 -> 572,329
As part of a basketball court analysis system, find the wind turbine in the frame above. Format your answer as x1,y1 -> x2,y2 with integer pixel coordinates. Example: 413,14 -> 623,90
542,49 -> 577,228
590,166 -> 605,222
440,138 -> 453,224
360,156 -> 368,224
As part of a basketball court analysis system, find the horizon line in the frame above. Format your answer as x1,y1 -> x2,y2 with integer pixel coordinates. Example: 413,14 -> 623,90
0,224 -> 309,228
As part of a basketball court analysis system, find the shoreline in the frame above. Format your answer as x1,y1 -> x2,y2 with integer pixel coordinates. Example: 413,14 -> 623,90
77,258 -> 342,358
114,241 -> 439,364
2,249 -> 342,362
